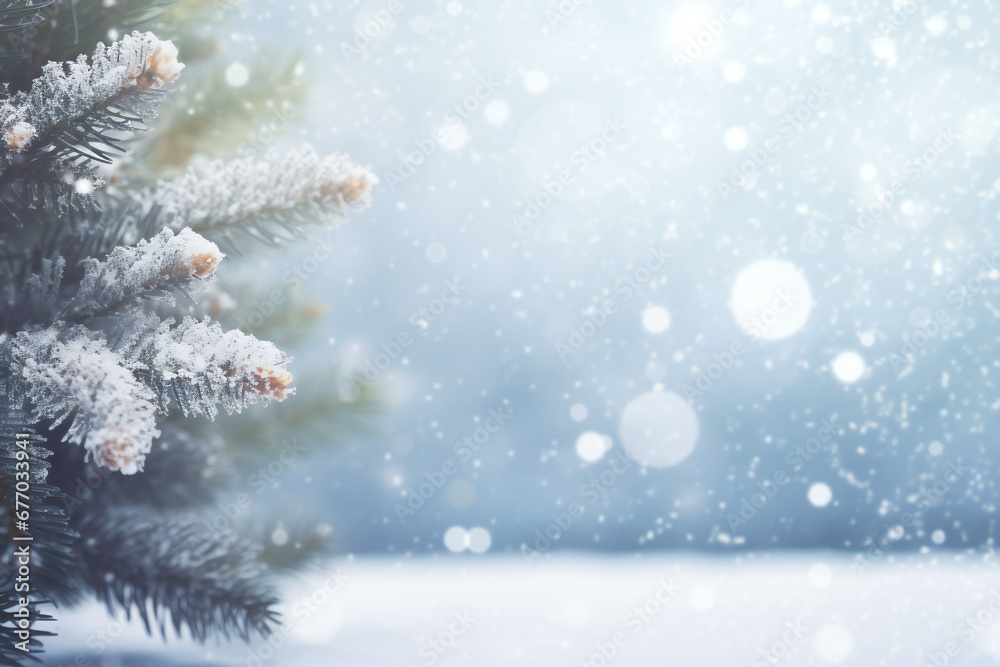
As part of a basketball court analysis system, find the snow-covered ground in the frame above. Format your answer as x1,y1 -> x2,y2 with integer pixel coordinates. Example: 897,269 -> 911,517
40,552 -> 1000,666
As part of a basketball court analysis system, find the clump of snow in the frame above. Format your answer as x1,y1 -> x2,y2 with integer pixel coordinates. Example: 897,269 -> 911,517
4,121 -> 34,151
138,39 -> 184,90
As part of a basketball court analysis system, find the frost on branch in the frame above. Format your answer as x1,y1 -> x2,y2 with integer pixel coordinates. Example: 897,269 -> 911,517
0,30 -> 184,140
151,146 -> 377,247
4,324 -> 159,475
65,227 -> 224,320
0,30 -> 184,205
129,317 -> 293,420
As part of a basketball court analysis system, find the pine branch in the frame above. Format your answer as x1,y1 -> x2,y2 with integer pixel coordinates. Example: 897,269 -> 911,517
0,30 -> 183,216
47,423 -> 232,513
120,316 -> 294,420
2,324 -> 160,474
0,0 -> 378,655
62,226 -> 223,321
5,192 -> 163,290
75,506 -> 278,642
0,398 -> 76,665
46,0 -> 177,66
0,217 -> 216,333
150,146 -> 376,251
0,590 -> 52,666
0,409 -> 77,599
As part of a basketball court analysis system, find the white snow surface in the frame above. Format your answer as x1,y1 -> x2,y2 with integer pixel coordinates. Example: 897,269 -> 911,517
41,553 -> 1000,666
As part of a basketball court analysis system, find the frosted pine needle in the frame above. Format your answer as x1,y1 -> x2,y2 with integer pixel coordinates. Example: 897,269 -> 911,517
7,325 -> 160,475
151,146 -> 377,242
0,31 -> 184,149
133,317 -> 294,419
67,227 -> 225,319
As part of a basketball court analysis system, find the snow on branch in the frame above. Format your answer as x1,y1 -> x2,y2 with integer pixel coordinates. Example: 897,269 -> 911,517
65,227 -> 224,320
151,146 -> 376,248
128,317 -> 293,419
0,30 -> 184,204
4,324 -> 160,475
0,30 -> 183,149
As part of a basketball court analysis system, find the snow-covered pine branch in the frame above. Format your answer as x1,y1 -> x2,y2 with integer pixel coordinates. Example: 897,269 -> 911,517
126,317 -> 293,420
64,227 -> 224,320
3,324 -> 160,475
151,146 -> 377,249
0,30 -> 183,208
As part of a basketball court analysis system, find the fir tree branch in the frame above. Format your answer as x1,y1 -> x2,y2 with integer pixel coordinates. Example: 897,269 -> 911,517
0,30 -> 183,214
0,398 -> 76,664
151,146 -> 376,251
62,226 -> 223,321
47,423 -> 231,513
45,0 -> 177,66
122,316 -> 294,420
3,324 -> 160,474
75,506 -> 278,642
0,590 -> 52,665
9,192 -> 163,289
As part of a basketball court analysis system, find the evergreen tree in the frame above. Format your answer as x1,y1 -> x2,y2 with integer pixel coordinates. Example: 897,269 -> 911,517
0,0 -> 376,661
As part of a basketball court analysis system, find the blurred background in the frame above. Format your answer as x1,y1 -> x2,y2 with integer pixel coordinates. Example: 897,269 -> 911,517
44,0 -> 1000,665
